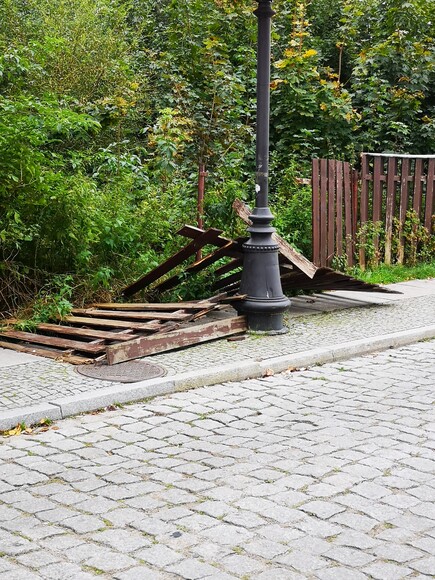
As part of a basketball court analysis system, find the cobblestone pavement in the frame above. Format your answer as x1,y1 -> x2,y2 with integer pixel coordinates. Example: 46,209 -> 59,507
2,294 -> 435,412
1,339 -> 435,579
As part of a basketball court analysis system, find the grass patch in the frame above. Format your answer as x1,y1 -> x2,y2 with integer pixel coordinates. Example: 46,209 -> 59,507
351,262 -> 435,285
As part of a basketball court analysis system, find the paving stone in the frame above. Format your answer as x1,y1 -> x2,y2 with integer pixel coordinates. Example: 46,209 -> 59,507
362,562 -> 413,580
114,567 -> 167,580
410,556 -> 435,575
62,514 -> 105,534
136,544 -> 183,567
299,500 -> 345,519
325,546 -> 375,567
167,558 -> 220,579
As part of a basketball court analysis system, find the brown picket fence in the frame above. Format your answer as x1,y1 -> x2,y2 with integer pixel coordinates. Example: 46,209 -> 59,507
312,154 -> 435,268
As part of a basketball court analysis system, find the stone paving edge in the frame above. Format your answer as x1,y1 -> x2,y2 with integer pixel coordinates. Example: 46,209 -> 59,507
1,323 -> 435,431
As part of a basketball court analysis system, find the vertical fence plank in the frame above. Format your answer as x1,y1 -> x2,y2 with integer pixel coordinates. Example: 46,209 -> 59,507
335,161 -> 343,260
320,159 -> 328,267
359,154 -> 369,270
425,158 -> 435,233
327,160 -> 336,266
372,156 -> 384,266
312,158 -> 321,266
343,163 -> 353,267
397,158 -> 409,264
384,157 -> 396,265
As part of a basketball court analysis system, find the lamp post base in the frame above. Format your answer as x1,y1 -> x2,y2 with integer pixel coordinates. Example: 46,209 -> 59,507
237,208 -> 290,333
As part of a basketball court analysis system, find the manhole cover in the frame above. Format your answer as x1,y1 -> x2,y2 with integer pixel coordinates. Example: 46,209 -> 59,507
75,360 -> 167,383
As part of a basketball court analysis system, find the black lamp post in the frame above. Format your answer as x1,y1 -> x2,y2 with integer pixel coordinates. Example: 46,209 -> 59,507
238,0 -> 290,332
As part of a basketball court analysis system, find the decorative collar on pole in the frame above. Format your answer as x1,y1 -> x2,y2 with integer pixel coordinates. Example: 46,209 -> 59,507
254,0 -> 275,18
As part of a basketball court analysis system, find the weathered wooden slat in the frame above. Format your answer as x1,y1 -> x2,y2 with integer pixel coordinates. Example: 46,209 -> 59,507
2,330 -> 106,353
320,159 -> 328,267
0,340 -> 92,364
312,158 -> 321,266
372,156 -> 383,266
36,323 -> 139,342
63,316 -> 162,331
398,157 -> 410,264
343,162 -> 353,267
384,157 -> 396,265
335,160 -> 343,259
232,199 -> 317,278
327,159 -> 336,266
425,158 -> 435,232
122,228 -> 223,297
214,258 -> 243,277
359,154 -> 370,269
93,301 -> 218,311
153,242 -> 240,294
106,316 -> 248,364
177,225 -> 233,248
71,309 -> 192,321
413,158 -> 423,217
213,271 -> 242,291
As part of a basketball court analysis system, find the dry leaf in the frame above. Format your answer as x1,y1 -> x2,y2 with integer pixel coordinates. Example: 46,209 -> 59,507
264,368 -> 274,377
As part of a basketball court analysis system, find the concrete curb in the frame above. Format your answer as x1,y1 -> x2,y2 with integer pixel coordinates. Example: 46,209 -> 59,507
1,324 -> 435,431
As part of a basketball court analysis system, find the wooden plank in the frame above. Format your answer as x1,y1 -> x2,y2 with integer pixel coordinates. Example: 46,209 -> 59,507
36,324 -> 139,342
312,158 -> 321,266
122,228 -> 223,297
177,225 -> 233,248
372,156 -> 384,266
335,161 -> 343,259
93,301 -> 218,311
320,159 -> 328,267
63,316 -> 162,331
413,158 -> 423,217
2,330 -> 106,354
154,242 -> 240,294
359,154 -> 370,269
106,316 -> 248,364
398,157 -> 410,264
214,258 -> 243,277
425,158 -> 435,232
327,159 -> 336,266
213,271 -> 242,291
232,199 -> 317,278
0,340 -> 92,364
343,162 -> 353,266
71,309 -> 192,321
384,157 -> 396,265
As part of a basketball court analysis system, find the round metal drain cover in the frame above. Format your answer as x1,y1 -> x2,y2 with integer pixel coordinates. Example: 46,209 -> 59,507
75,360 -> 167,383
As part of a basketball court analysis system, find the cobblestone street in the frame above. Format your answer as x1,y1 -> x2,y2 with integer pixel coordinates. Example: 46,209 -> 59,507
1,340 -> 434,579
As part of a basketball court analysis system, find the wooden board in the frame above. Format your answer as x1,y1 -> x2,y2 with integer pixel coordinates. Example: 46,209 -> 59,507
36,324 -> 139,342
71,308 -> 193,321
93,301 -> 218,311
1,330 -> 106,353
232,199 -> 317,278
63,316 -> 163,331
122,228 -> 223,297
106,316 -> 248,365
0,340 -> 92,364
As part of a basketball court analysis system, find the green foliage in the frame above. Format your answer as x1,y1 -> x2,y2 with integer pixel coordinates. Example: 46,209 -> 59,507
1,0 -> 434,313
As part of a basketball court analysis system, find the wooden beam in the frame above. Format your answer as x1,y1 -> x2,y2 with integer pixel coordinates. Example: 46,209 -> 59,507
232,199 -> 317,279
122,228 -> 223,297
36,324 -> 139,342
0,340 -> 92,364
63,316 -> 162,331
71,309 -> 192,321
106,316 -> 248,364
1,331 -> 106,354
92,301 -> 218,311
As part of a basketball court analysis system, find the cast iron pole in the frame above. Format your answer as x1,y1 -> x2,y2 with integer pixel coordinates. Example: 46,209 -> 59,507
238,0 -> 290,332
